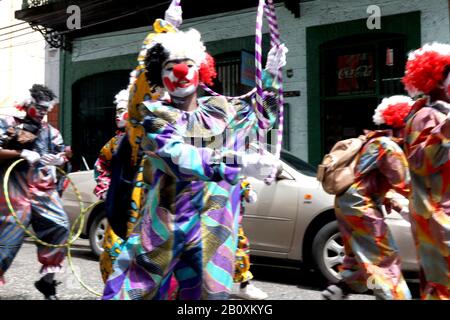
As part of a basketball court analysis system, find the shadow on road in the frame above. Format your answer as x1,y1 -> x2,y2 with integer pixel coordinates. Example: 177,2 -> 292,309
250,262 -> 328,290
68,248 -> 99,262
250,258 -> 421,299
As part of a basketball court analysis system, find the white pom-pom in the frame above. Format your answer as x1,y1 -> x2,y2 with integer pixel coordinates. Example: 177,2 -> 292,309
373,95 -> 413,125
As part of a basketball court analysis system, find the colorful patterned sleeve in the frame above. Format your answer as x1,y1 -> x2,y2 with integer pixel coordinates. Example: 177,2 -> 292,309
406,108 -> 450,176
377,137 -> 411,197
49,126 -> 68,163
142,112 -> 241,185
93,136 -> 117,198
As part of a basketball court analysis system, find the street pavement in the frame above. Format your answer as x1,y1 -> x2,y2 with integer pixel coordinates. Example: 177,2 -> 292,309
0,238 -> 418,300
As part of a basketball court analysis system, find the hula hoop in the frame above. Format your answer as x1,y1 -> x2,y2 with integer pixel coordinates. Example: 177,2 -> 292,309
3,158 -> 103,297
193,0 -> 285,184
3,159 -> 87,248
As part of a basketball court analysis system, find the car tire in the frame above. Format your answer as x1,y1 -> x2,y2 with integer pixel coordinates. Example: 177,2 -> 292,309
312,220 -> 345,284
88,209 -> 107,257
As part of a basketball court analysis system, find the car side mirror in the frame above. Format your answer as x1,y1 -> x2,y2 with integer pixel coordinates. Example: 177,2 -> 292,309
276,166 -> 294,181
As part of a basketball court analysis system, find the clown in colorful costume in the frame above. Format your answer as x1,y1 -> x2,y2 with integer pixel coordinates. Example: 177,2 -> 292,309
402,42 -> 450,300
0,84 -> 69,300
322,96 -> 414,300
94,89 -> 179,298
93,89 -> 129,283
103,15 -> 287,300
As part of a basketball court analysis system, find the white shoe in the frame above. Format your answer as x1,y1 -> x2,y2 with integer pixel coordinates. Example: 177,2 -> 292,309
235,284 -> 269,300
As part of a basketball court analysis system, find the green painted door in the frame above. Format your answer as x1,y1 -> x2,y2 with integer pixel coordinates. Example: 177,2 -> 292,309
71,70 -> 130,170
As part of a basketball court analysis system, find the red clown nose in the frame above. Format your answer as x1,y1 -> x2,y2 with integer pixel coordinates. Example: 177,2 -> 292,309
173,64 -> 189,79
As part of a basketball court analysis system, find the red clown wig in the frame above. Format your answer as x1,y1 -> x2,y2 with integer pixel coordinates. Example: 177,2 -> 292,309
402,42 -> 450,97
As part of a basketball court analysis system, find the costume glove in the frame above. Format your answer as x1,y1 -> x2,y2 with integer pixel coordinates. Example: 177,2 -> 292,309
247,189 -> 258,203
41,153 -> 65,166
240,152 -> 281,181
265,44 -> 288,75
20,149 -> 41,165
165,0 -> 183,28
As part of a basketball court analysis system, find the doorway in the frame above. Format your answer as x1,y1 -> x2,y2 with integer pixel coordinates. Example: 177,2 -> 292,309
320,34 -> 408,153
72,70 -> 130,170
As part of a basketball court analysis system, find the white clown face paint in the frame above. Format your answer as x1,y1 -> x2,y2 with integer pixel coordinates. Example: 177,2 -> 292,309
162,59 -> 199,98
115,105 -> 128,128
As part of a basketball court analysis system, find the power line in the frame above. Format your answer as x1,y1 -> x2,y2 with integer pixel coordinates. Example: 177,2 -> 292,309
0,26 -> 31,38
0,21 -> 28,31
0,38 -> 43,50
0,30 -> 37,42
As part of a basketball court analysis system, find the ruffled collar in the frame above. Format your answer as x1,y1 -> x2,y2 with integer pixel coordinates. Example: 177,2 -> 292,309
13,116 -> 42,134
142,96 -> 231,138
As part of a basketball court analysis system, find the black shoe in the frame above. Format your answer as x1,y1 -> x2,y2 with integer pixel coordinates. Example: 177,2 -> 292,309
321,282 -> 351,300
34,278 -> 61,300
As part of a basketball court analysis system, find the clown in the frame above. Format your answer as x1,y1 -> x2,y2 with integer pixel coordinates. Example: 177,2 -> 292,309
94,89 -> 130,282
402,42 -> 450,300
322,95 -> 414,300
102,6 -> 287,300
0,84 -> 69,300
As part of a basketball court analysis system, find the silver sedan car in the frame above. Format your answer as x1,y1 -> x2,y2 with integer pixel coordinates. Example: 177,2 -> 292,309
61,150 -> 418,283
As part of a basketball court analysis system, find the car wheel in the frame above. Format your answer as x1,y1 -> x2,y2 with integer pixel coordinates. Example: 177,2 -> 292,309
312,220 -> 345,283
88,210 -> 107,257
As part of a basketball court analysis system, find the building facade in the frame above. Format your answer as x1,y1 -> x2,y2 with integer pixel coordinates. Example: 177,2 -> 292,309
15,0 -> 450,168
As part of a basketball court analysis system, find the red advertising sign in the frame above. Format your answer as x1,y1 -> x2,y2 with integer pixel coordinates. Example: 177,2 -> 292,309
336,53 -> 375,94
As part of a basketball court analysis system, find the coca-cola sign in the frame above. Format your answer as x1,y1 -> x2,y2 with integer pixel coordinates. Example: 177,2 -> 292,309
336,53 -> 375,94
338,65 -> 373,79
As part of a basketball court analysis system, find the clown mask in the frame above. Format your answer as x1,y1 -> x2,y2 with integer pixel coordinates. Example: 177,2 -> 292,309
162,59 -> 199,98
27,103 -> 50,123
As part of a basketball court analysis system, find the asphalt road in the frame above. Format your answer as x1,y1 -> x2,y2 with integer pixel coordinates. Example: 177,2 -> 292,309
0,238 -> 418,300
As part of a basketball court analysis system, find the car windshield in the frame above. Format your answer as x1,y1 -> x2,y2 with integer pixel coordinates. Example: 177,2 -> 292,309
281,150 -> 317,177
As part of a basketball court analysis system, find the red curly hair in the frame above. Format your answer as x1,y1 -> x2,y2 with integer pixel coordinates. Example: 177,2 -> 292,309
402,43 -> 450,96
199,53 -> 217,86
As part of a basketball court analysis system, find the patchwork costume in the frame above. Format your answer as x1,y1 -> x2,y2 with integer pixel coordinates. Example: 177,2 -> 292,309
403,99 -> 450,299
0,85 -> 69,299
402,42 -> 450,300
94,130 -> 126,283
334,131 -> 412,299
103,92 -> 279,300
103,11 -> 285,299
324,96 -> 415,300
